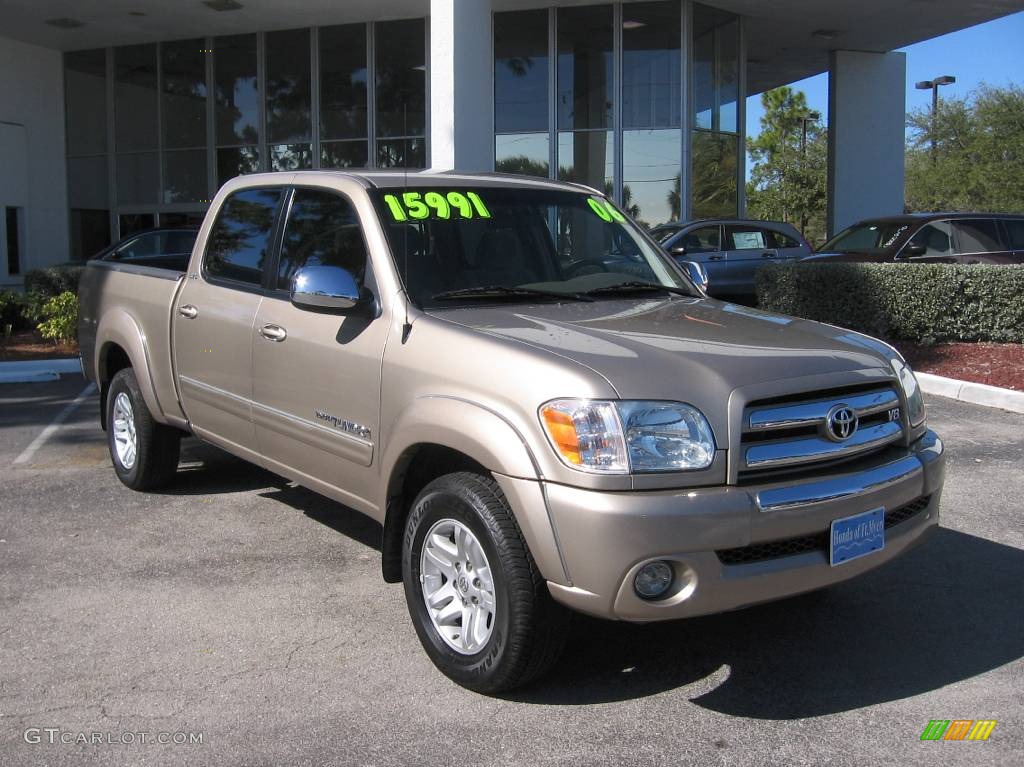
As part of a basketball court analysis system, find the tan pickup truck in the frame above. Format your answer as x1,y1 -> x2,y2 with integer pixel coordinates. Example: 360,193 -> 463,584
78,171 -> 945,693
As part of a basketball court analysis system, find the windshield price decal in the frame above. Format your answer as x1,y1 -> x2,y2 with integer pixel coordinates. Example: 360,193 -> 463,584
588,197 -> 626,223
383,191 -> 491,221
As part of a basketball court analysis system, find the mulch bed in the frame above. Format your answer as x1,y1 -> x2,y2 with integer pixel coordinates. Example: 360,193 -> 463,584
897,342 -> 1024,392
2,329 -> 1021,392
1,330 -> 78,361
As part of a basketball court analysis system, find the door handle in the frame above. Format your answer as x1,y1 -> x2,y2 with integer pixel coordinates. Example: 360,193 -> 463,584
708,254 -> 725,261
178,304 -> 198,319
258,324 -> 287,342
761,252 -> 776,258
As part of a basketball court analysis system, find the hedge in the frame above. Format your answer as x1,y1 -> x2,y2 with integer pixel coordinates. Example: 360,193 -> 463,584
24,264 -> 86,299
755,262 -> 1024,344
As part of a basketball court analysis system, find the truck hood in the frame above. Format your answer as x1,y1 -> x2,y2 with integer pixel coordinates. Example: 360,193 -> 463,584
432,296 -> 897,404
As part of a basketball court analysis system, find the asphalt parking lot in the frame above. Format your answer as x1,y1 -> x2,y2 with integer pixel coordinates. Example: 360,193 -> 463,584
1,375 -> 1022,766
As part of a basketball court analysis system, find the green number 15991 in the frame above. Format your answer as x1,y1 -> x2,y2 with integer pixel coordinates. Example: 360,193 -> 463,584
383,191 -> 491,221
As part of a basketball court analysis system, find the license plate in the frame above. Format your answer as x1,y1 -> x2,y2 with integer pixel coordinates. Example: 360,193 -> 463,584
830,507 -> 885,566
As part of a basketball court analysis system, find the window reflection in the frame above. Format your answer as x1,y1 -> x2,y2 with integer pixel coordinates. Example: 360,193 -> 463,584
622,1 -> 681,130
320,24 -> 368,141
557,5 -> 613,131
217,146 -> 260,186
115,44 -> 158,151
496,133 -> 550,177
163,149 -> 207,204
161,39 -> 207,150
269,143 -> 313,172
557,131 -> 613,193
623,129 -> 680,228
376,19 -> 426,140
691,131 -> 737,219
65,50 -> 107,156
266,28 -> 312,144
377,138 -> 425,169
321,140 -> 369,169
116,152 -> 159,205
214,34 -> 259,146
495,10 -> 548,133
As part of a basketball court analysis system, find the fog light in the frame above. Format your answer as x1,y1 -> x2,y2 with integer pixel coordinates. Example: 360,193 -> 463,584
634,561 -> 673,600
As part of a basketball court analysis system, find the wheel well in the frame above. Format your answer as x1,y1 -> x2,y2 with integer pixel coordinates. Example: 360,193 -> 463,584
381,444 -> 489,583
98,343 -> 132,430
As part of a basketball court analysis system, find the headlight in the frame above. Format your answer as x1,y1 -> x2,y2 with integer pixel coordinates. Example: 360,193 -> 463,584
891,357 -> 926,427
540,399 -> 716,473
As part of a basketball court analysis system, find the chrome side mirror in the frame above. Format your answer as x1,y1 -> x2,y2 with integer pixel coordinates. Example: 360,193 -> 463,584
290,264 -> 363,313
682,260 -> 709,293
670,245 -> 688,256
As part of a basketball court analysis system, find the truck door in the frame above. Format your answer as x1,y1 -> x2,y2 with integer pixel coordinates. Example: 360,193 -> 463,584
172,186 -> 285,457
250,185 -> 389,510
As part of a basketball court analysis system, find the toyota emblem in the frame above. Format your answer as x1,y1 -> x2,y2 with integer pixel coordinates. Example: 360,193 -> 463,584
825,404 -> 858,442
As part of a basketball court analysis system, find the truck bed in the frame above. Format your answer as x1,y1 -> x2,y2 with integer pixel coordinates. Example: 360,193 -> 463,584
78,259 -> 188,426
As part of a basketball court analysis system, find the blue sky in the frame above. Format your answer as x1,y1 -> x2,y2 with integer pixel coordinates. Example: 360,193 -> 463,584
746,10 -> 1024,146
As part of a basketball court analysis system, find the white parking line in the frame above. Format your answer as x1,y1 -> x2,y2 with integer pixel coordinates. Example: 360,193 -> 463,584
13,383 -> 97,466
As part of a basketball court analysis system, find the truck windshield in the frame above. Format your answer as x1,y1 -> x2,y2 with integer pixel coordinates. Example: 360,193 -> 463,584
373,187 -> 694,307
819,221 -> 912,254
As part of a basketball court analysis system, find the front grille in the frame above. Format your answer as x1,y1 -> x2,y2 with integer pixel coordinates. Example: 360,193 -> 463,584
716,495 -> 932,566
739,384 -> 905,479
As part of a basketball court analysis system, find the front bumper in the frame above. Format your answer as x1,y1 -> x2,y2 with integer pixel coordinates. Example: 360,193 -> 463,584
538,429 -> 944,622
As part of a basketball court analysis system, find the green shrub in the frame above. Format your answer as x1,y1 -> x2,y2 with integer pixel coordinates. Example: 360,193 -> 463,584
37,291 -> 79,344
755,263 -> 1024,344
24,264 -> 85,299
0,290 -> 32,331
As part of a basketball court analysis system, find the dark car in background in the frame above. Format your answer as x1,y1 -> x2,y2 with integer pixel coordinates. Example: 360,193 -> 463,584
650,219 -> 812,297
91,228 -> 199,272
806,213 -> 1024,264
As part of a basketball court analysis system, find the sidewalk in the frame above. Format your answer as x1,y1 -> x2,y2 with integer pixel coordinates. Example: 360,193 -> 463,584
0,358 -> 82,383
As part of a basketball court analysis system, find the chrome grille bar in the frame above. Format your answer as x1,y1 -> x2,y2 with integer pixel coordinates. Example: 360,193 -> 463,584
744,420 -> 903,470
746,387 -> 899,432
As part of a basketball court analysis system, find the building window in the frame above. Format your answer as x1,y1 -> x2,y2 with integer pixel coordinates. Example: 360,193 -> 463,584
5,207 -> 22,276
556,4 -> 614,191
622,1 -> 682,227
266,28 -> 313,171
494,9 -> 550,178
214,33 -> 260,185
162,39 -> 209,204
375,19 -> 426,168
115,44 -> 159,205
692,4 -> 740,219
320,24 -> 369,168
65,49 -> 111,260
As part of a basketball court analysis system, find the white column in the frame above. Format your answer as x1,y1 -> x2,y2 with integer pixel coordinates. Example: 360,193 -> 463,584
429,0 -> 494,171
827,50 -> 906,236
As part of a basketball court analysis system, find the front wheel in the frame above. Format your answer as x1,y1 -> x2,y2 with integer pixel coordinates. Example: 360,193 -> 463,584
106,368 -> 180,491
402,472 -> 568,693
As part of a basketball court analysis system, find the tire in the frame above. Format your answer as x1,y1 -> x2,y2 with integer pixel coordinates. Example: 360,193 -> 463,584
106,368 -> 180,491
402,472 -> 568,693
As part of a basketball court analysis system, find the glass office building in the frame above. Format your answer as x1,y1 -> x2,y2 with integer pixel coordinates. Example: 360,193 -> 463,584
63,3 -> 742,258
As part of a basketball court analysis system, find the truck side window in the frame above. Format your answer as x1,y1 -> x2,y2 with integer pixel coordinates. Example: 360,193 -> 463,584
277,189 -> 367,291
204,188 -> 284,286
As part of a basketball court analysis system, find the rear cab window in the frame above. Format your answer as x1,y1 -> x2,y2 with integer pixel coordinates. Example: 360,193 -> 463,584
1002,219 -> 1024,250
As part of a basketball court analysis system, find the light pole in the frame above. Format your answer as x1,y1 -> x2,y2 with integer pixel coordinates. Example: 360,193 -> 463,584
798,111 -> 820,234
915,75 -> 956,162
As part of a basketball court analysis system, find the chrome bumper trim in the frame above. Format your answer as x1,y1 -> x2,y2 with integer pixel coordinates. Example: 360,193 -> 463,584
755,454 -> 923,512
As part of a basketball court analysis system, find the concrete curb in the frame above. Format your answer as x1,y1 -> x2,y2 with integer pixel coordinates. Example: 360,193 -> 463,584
917,372 -> 1024,415
0,358 -> 81,384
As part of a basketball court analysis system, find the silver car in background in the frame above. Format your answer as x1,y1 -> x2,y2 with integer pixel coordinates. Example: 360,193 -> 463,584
651,219 -> 813,298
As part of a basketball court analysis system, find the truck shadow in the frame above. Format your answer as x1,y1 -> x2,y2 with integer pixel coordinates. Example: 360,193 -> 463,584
506,528 -> 1024,717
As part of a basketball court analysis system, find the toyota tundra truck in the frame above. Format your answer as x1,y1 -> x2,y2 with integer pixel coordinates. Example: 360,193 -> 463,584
78,170 -> 945,693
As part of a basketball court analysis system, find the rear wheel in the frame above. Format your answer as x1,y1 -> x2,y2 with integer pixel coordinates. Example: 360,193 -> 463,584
106,368 -> 180,491
402,472 -> 568,693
